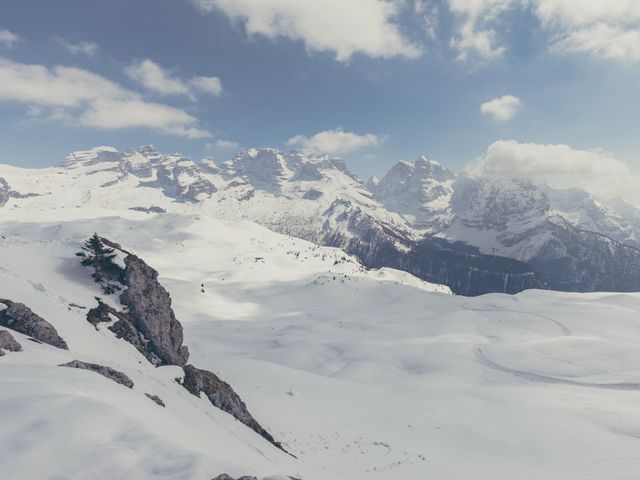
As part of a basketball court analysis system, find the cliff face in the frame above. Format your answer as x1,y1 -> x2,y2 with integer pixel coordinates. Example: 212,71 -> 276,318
119,254 -> 190,366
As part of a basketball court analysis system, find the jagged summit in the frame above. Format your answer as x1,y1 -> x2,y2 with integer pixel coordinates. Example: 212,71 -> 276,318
370,155 -> 456,230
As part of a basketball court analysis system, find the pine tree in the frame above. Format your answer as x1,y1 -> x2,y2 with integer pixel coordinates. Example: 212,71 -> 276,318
77,233 -> 116,281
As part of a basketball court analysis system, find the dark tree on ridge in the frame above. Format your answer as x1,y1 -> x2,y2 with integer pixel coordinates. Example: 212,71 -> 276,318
77,233 -> 118,285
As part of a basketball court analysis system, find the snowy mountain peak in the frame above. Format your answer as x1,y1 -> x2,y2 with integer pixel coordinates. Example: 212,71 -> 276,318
60,145 -> 216,202
369,155 -> 456,229
413,155 -> 454,181
62,146 -> 120,168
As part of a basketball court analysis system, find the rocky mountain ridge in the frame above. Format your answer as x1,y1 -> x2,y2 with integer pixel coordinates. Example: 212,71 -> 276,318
2,145 -> 640,294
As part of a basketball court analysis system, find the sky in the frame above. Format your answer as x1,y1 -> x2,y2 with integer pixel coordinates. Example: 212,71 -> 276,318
1,0 -> 640,200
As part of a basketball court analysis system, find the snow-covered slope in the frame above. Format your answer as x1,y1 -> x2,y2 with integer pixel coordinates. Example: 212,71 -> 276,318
3,194 -> 640,479
543,185 -> 640,248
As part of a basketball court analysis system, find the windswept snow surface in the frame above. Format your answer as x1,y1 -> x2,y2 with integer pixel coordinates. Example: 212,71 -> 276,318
1,174 -> 640,478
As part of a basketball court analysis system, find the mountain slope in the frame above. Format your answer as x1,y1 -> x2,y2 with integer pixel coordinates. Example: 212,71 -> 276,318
372,157 -> 640,292
3,197 -> 640,479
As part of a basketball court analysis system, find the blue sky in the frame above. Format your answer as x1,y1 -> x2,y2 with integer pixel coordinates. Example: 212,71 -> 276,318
1,0 -> 640,194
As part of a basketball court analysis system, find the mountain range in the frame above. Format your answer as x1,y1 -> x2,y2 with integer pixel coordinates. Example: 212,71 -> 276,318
3,144 -> 640,295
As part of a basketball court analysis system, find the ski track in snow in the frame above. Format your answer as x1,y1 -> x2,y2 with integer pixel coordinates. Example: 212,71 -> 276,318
475,347 -> 640,391
465,306 -> 572,336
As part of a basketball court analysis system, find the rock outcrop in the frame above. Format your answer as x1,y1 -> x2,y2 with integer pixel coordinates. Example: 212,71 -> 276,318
83,237 -> 189,366
0,178 -> 9,207
0,330 -> 22,356
0,299 -> 68,349
81,239 -> 283,452
119,254 -> 189,366
60,360 -> 134,388
145,393 -> 165,407
86,299 -> 163,365
182,365 -> 285,452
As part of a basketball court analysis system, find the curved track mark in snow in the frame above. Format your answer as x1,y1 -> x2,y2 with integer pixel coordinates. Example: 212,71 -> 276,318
475,347 -> 640,391
467,307 -> 571,336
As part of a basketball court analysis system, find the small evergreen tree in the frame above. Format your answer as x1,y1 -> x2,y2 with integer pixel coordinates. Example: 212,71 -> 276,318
77,233 -> 116,282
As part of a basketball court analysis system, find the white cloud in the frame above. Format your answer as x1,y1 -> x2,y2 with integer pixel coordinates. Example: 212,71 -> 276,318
467,139 -> 640,202
192,0 -> 423,62
446,1 -> 640,64
480,95 -> 521,122
191,76 -> 223,96
551,23 -> 640,63
530,0 -> 640,27
447,0 -> 510,61
54,37 -> 99,56
127,59 -> 223,98
0,59 -> 127,107
80,99 -> 210,138
0,30 -> 19,48
0,57 -> 211,138
287,128 -> 385,154
126,59 -> 192,97
214,139 -> 240,149
528,0 -> 640,63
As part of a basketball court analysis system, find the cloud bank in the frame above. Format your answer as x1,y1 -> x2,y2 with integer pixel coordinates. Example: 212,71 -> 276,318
192,0 -> 423,62
467,139 -> 640,202
0,57 -> 211,138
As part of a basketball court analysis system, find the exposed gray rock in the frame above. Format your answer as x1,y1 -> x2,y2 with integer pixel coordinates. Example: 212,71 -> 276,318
0,177 -> 40,205
81,237 -> 189,366
0,299 -> 68,350
0,330 -> 22,356
237,476 -> 258,480
129,206 -> 167,214
182,365 -> 285,453
0,178 -> 10,206
145,393 -> 165,407
60,360 -> 134,388
86,298 -> 162,365
119,254 -> 189,366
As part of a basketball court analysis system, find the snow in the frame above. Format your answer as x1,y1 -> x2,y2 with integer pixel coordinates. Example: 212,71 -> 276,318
3,148 -> 640,479
111,247 -> 128,270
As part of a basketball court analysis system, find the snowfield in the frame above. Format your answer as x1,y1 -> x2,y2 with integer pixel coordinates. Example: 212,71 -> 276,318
2,151 -> 640,479
1,207 -> 640,480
